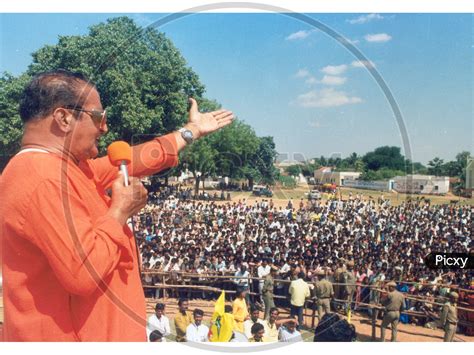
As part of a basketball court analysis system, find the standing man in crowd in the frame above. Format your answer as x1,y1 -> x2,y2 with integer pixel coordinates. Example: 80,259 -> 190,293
440,292 -> 459,342
234,263 -> 250,304
258,259 -> 271,303
314,270 -> 334,323
288,272 -> 310,329
262,265 -> 277,320
380,281 -> 405,342
174,298 -> 194,342
334,259 -> 346,310
341,260 -> 357,313
186,309 -> 209,342
0,69 -> 233,341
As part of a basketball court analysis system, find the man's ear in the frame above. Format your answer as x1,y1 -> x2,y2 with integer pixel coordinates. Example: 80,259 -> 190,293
52,107 -> 74,133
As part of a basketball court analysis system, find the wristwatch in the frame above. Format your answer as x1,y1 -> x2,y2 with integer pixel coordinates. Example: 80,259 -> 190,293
178,127 -> 194,144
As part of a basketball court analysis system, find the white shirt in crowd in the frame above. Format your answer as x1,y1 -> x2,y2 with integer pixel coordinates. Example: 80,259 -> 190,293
278,326 -> 303,342
234,269 -> 250,288
146,314 -> 171,342
186,323 -> 209,342
257,265 -> 271,285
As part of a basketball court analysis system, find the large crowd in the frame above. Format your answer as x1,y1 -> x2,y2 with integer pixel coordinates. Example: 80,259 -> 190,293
134,184 -> 472,341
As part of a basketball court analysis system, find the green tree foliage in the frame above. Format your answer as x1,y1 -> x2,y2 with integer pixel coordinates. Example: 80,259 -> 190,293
0,16 -> 280,183
427,157 -> 444,176
1,16 -> 205,156
179,121 -> 279,192
0,73 -> 31,164
180,138 -> 217,194
251,136 -> 279,185
208,120 -> 260,180
360,168 -> 405,181
362,146 -> 406,171
284,164 -> 302,177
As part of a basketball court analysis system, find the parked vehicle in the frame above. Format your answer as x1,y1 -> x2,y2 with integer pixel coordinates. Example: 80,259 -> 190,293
252,185 -> 273,197
306,189 -> 322,200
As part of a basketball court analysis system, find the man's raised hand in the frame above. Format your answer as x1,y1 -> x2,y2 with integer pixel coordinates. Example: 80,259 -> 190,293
188,98 -> 234,138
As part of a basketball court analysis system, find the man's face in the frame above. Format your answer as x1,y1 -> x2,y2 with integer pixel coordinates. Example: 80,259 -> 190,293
269,310 -> 279,323
155,308 -> 163,318
179,301 -> 189,312
68,84 -> 107,162
254,328 -> 265,340
251,309 -> 260,322
286,322 -> 296,333
194,314 -> 203,326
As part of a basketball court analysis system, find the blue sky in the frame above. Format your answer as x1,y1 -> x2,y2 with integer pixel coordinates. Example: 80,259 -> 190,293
0,13 -> 472,164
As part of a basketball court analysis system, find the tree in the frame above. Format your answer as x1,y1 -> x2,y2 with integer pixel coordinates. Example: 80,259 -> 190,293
208,120 -> 260,185
362,146 -> 406,171
0,73 -> 31,169
248,136 -> 279,186
354,158 -> 365,172
180,138 -> 217,195
412,162 -> 428,175
285,165 -> 302,177
427,157 -> 444,176
1,17 -> 205,160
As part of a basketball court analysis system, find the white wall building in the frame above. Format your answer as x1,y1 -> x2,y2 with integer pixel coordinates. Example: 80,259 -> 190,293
393,174 -> 450,195
313,167 -> 360,186
342,179 -> 393,191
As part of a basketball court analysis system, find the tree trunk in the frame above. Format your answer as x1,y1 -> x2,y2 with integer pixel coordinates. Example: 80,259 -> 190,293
194,176 -> 200,196
248,177 -> 254,190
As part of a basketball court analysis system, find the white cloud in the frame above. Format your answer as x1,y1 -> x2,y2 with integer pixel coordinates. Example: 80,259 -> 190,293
365,33 -> 392,43
296,88 -> 362,108
286,29 -> 314,41
348,13 -> 384,25
351,60 -> 376,69
305,77 -> 318,85
320,75 -> 347,86
295,69 -> 310,78
320,64 -> 348,76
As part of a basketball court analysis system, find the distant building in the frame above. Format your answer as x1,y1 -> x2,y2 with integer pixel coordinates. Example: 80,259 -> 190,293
313,167 -> 360,186
342,179 -> 393,192
466,157 -> 474,196
392,174 -> 449,195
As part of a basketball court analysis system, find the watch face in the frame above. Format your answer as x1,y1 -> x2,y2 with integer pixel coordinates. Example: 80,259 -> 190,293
184,130 -> 193,139
182,129 -> 193,143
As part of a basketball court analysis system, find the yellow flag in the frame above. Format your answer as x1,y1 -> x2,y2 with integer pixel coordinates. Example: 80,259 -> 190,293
347,308 -> 351,324
210,291 -> 234,342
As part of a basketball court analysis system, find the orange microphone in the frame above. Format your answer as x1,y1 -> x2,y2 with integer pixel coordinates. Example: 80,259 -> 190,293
107,141 -> 132,186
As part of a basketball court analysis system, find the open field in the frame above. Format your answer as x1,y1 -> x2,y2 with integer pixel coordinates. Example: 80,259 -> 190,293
215,185 -> 473,208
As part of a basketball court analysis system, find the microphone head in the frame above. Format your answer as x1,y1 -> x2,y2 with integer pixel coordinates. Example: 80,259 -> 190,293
107,141 -> 132,166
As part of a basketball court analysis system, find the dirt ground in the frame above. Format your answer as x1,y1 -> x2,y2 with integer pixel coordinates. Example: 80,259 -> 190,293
221,186 -> 473,208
